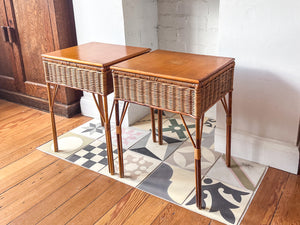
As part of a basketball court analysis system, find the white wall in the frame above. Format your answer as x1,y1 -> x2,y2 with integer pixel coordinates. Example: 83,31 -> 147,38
73,0 -> 126,45
216,0 -> 300,173
123,0 -> 158,50
157,0 -> 219,55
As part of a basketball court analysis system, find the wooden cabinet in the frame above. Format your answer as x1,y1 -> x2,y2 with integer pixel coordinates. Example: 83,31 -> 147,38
0,0 -> 81,117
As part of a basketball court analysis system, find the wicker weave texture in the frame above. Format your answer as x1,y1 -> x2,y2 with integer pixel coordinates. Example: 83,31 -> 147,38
196,65 -> 234,115
113,72 -> 197,116
43,60 -> 107,95
113,63 -> 234,117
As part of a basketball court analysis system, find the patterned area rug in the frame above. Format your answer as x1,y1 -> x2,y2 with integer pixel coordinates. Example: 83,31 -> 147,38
38,112 -> 267,225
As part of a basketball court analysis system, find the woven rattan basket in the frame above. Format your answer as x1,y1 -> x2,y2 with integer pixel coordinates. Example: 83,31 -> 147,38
43,58 -> 113,95
112,62 -> 234,118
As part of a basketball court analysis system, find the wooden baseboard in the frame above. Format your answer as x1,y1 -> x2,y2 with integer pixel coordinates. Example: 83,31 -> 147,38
0,89 -> 80,118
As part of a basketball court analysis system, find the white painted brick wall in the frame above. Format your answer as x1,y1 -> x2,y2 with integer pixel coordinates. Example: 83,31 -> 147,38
157,0 -> 219,55
123,0 -> 158,49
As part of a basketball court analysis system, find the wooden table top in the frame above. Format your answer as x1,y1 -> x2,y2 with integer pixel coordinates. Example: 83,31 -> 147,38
111,50 -> 234,84
42,42 -> 150,68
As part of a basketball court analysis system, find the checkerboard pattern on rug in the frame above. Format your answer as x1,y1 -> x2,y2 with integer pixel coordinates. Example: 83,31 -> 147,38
66,140 -> 123,172
38,112 -> 267,225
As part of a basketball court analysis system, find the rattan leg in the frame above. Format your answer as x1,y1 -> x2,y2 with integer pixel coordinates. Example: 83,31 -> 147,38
103,95 -> 115,175
92,94 -> 114,175
195,114 -> 204,209
46,83 -> 59,152
226,91 -> 232,167
150,108 -> 156,142
178,113 -> 204,209
115,100 -> 124,178
158,110 -> 163,145
92,93 -> 105,123
98,95 -> 105,127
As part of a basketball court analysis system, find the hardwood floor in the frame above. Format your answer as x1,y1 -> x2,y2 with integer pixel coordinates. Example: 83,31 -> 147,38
0,99 -> 299,225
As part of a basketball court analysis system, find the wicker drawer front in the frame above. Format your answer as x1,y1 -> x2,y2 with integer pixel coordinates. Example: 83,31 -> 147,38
43,60 -> 106,94
113,63 -> 234,118
113,72 -> 197,116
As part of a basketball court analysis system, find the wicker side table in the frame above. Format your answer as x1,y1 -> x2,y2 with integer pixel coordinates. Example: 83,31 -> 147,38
42,42 -> 150,175
111,50 -> 235,209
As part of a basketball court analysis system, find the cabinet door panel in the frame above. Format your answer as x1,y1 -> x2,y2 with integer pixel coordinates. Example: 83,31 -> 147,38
0,41 -> 14,78
0,0 -> 16,91
12,0 -> 55,84
1,0 -> 81,114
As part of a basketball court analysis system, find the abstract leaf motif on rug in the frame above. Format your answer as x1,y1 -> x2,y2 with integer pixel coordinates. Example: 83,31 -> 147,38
184,178 -> 252,225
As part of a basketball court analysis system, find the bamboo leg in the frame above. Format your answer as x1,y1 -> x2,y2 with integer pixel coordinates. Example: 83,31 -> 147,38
115,100 -> 124,178
158,110 -> 163,145
226,92 -> 232,167
195,114 -> 204,209
179,114 -> 195,146
103,95 -> 115,175
150,108 -> 156,142
46,83 -> 58,152
98,95 -> 105,127
92,93 -> 105,123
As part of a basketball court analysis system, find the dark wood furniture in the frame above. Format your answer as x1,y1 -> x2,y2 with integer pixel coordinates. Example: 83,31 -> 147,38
42,42 -> 150,175
111,49 -> 235,209
0,0 -> 80,117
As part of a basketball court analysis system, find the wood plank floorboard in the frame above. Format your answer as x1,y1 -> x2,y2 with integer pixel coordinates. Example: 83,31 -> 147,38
270,174 -> 300,225
210,220 -> 227,225
0,112 -> 56,152
37,175 -> 116,225
0,164 -> 85,224
0,113 -> 62,155
0,159 -> 69,209
0,114 -> 91,169
240,168 -> 289,225
0,100 -> 299,225
0,109 -> 47,138
0,104 -> 31,122
10,169 -> 100,225
151,203 -> 211,225
0,99 -> 16,111
66,181 -> 132,225
94,189 -> 150,225
0,151 -> 57,193
122,194 -> 169,225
